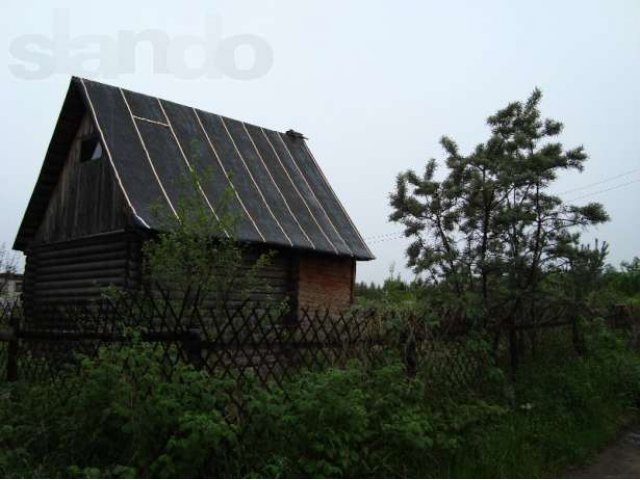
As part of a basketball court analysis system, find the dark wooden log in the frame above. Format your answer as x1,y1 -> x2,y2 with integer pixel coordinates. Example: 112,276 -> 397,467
37,267 -> 129,282
35,259 -> 130,275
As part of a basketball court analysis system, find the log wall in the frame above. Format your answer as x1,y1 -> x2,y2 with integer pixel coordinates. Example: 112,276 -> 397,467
23,231 -> 142,306
23,237 -> 355,318
150,247 -> 298,310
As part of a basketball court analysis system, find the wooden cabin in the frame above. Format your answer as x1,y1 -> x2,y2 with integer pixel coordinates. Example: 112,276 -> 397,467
13,77 -> 373,314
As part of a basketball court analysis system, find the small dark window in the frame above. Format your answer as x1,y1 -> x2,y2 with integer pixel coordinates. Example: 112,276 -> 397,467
80,135 -> 103,162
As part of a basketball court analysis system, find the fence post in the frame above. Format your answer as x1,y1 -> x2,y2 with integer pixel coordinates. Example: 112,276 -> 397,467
182,329 -> 203,369
6,313 -> 19,382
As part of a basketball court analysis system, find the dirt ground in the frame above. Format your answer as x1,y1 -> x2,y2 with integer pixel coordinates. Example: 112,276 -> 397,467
566,426 -> 640,478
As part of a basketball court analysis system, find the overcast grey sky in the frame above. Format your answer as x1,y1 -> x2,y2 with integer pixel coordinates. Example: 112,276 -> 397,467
1,0 -> 638,284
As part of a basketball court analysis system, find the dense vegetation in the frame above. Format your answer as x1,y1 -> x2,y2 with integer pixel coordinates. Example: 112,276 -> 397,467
1,318 -> 638,478
356,255 -> 640,313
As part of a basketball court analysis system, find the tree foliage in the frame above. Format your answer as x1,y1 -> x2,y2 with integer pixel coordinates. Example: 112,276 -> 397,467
140,170 -> 277,310
603,257 -> 640,304
390,89 -> 609,330
0,243 -> 20,300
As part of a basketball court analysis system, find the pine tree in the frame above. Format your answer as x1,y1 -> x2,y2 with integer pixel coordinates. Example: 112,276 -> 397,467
390,89 -> 609,333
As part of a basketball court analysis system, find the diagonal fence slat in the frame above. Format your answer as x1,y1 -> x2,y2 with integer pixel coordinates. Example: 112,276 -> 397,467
0,289 -> 510,398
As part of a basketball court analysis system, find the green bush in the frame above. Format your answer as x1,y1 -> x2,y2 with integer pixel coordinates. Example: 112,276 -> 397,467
240,363 -> 497,478
0,324 -> 638,478
0,342 -> 239,478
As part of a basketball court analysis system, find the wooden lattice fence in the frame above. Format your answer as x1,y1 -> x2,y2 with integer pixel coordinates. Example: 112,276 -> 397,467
0,289 -> 486,391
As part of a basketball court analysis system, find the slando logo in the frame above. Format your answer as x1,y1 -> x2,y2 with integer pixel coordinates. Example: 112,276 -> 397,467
9,10 -> 274,80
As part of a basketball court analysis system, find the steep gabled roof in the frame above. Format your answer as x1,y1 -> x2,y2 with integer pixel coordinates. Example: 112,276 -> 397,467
14,77 -> 374,260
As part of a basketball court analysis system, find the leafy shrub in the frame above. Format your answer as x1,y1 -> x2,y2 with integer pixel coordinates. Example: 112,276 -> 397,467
0,323 -> 638,478
0,341 -> 239,478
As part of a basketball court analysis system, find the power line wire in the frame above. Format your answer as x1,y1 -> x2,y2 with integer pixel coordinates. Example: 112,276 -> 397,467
364,231 -> 404,241
367,234 -> 405,244
558,167 -> 640,195
365,175 -> 640,245
567,177 -> 640,202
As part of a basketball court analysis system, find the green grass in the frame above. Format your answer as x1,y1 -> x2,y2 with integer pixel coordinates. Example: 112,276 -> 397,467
447,323 -> 640,477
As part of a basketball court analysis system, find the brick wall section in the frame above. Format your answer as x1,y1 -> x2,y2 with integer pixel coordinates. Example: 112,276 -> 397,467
296,253 -> 355,313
